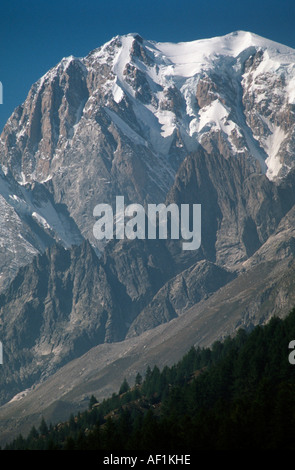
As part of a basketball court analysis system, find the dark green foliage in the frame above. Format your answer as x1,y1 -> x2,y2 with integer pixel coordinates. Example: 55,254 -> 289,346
135,372 -> 142,386
119,378 -> 130,395
39,417 -> 49,436
5,308 -> 295,450
88,395 -> 98,409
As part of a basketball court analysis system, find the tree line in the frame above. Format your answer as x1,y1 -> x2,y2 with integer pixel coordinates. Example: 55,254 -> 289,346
4,308 -> 295,450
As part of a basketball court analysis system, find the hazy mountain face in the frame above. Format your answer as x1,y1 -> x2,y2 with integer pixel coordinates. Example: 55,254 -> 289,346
1,31 -> 295,414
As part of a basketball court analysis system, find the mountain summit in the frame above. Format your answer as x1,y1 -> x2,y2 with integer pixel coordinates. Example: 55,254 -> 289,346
2,30 -> 295,183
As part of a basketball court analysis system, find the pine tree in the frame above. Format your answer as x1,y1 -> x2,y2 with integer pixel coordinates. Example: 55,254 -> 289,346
119,377 -> 130,395
89,394 -> 98,409
135,372 -> 142,386
39,416 -> 49,436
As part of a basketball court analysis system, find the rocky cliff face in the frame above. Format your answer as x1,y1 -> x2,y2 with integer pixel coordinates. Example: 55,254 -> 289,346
2,145 -> 295,405
167,147 -> 295,268
0,241 -> 113,403
0,167 -> 83,291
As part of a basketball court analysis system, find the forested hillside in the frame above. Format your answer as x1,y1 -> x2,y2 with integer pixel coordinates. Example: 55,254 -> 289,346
4,308 -> 295,451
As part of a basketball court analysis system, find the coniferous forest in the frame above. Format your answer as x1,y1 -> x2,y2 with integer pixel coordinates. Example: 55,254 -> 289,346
4,308 -> 295,451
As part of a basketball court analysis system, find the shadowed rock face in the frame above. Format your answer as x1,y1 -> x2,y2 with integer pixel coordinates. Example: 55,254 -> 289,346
0,235 -> 225,404
167,147 -> 295,268
1,145 -> 295,407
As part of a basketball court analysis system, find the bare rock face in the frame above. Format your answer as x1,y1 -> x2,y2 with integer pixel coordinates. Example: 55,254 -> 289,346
196,76 -> 219,108
1,58 -> 89,181
0,167 -> 83,292
0,241 -> 117,404
167,147 -> 295,268
126,259 -> 236,337
1,144 -> 295,407
241,48 -> 295,179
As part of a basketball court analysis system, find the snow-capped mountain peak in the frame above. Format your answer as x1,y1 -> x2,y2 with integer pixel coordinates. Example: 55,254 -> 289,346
0,31 -> 295,288
89,30 -> 295,179
2,30 -> 295,184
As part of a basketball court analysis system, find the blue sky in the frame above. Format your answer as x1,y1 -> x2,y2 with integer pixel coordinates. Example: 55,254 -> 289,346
1,0 -> 295,132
